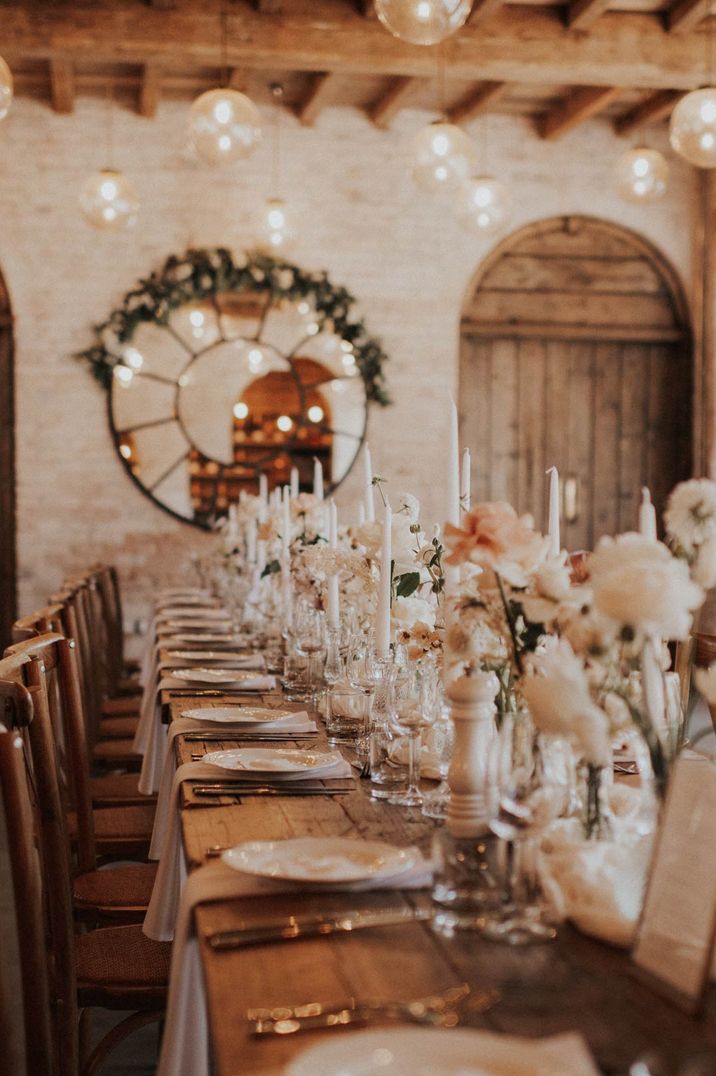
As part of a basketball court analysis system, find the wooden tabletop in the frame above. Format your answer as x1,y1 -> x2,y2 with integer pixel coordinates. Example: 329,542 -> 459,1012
170,692 -> 716,1076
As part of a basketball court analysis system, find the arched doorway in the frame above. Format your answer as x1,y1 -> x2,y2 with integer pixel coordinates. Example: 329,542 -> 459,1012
0,269 -> 15,646
459,215 -> 692,550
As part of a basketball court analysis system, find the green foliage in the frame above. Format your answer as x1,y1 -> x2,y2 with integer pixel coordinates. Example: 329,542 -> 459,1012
394,571 -> 421,598
75,247 -> 391,406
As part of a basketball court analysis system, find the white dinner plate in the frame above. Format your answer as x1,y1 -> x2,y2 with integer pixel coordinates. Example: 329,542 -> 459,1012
181,707 -> 298,725
168,650 -> 256,662
160,607 -> 228,619
203,747 -> 339,774
286,1028 -> 598,1076
222,837 -> 420,885
169,633 -> 248,645
171,667 -> 262,685
163,619 -> 233,630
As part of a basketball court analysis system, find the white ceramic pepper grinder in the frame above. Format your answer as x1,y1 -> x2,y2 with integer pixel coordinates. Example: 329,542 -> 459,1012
446,669 -> 499,838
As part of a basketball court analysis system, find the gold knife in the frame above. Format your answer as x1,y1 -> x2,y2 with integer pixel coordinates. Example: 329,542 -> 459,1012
208,906 -> 433,951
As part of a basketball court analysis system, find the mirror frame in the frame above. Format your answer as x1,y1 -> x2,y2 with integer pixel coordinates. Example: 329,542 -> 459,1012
77,247 -> 390,529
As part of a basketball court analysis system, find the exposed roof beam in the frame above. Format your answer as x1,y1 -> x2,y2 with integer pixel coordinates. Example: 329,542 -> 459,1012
49,57 -> 74,114
0,6 -> 711,92
667,0 -> 711,32
538,85 -> 622,140
358,0 -> 377,15
138,62 -> 161,117
253,0 -> 284,11
368,76 -> 419,128
295,72 -> 335,126
613,88 -> 684,136
228,69 -> 249,93
149,0 -> 176,9
468,0 -> 505,20
567,0 -> 612,31
446,80 -> 508,124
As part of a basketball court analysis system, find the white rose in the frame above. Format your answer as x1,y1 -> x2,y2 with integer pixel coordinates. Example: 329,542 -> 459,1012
391,596 -> 436,633
535,556 -> 572,601
590,533 -> 703,640
393,492 -> 420,523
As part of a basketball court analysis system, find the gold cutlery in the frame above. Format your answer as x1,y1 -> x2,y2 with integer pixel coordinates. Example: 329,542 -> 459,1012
191,784 -> 353,798
208,906 -> 434,951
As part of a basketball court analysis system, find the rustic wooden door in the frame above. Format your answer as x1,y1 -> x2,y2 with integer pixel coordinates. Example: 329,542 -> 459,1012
459,216 -> 692,550
0,271 -> 15,647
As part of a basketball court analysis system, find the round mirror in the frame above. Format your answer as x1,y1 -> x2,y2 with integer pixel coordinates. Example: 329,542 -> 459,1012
78,249 -> 390,528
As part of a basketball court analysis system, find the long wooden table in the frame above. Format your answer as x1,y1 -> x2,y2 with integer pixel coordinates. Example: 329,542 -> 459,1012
164,689 -> 716,1076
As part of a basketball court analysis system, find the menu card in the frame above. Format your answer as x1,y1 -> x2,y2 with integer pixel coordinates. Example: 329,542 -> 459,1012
632,753 -> 716,1013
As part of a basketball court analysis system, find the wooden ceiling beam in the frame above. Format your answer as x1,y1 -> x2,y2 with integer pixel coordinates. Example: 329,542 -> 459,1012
567,0 -> 612,32
613,88 -> 684,135
138,62 -> 161,117
0,6 -> 712,92
49,57 -> 75,114
295,72 -> 335,126
666,0 -> 711,33
538,85 -> 622,140
468,0 -> 505,21
368,76 -> 419,128
446,80 -> 508,124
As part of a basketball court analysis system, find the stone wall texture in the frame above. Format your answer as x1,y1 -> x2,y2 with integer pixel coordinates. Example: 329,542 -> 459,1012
0,94 -> 699,629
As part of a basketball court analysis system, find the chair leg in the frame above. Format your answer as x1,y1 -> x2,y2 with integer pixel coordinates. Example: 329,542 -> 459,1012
78,1008 -> 92,1069
80,1010 -> 163,1076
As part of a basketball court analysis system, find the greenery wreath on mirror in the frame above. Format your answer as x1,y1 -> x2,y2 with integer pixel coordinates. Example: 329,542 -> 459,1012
76,246 -> 390,406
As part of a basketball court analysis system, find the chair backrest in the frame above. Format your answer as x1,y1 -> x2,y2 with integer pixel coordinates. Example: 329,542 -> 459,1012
0,682 -> 54,1076
0,650 -> 79,1076
5,631 -> 97,874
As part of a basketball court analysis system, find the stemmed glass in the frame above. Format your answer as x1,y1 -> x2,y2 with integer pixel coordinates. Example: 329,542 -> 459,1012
294,606 -> 326,707
389,664 -> 433,809
421,681 -> 454,820
483,711 -> 566,945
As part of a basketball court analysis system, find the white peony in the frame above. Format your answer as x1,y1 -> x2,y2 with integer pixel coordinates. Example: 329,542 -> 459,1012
393,491 -> 420,523
664,478 -> 716,555
391,595 -> 436,633
522,640 -> 612,766
589,533 -> 703,641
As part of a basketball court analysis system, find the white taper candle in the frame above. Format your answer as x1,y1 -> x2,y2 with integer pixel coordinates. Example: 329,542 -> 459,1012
461,448 -> 471,515
375,499 -> 392,658
546,466 -> 560,557
313,457 -> 324,501
363,443 -> 376,523
639,487 -> 658,541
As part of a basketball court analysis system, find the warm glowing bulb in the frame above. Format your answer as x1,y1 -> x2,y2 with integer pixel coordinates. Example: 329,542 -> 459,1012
375,0 -> 472,45
114,364 -> 134,386
233,401 -> 249,419
80,169 -> 139,232
670,88 -> 716,167
342,353 -> 356,368
188,89 -> 261,165
615,146 -> 668,203
123,347 -> 144,370
457,176 -> 511,234
119,443 -> 132,459
189,310 -> 205,327
277,414 -> 293,432
248,347 -> 264,372
331,379 -> 347,394
411,121 -> 475,192
308,405 -> 324,423
257,197 -> 296,253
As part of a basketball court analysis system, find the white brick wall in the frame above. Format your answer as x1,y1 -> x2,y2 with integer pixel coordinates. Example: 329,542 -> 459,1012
0,94 -> 698,625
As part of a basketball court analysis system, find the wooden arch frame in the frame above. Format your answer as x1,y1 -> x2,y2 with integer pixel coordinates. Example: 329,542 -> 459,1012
0,268 -> 15,648
461,214 -> 691,335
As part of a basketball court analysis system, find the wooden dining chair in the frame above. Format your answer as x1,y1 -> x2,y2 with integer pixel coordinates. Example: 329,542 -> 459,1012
0,655 -> 168,1076
0,686 -> 55,1076
12,600 -> 152,805
2,635 -> 158,920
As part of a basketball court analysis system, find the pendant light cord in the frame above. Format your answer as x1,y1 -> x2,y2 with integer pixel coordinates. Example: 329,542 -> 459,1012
437,44 -> 446,119
106,79 -> 115,169
270,82 -> 283,197
220,0 -> 229,89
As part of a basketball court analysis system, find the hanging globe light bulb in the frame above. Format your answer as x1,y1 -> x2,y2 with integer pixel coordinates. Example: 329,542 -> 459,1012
0,55 -> 13,121
411,121 -> 475,192
615,146 -> 668,203
670,88 -> 716,168
458,175 -> 511,234
257,197 -> 296,253
79,169 -> 139,231
375,0 -> 472,45
188,88 -> 261,165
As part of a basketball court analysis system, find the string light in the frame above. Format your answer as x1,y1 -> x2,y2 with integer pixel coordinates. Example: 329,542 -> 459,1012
0,56 -> 13,120
616,147 -> 668,202
375,0 -> 472,45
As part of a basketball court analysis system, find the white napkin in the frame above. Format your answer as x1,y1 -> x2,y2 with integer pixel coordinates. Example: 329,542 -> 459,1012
148,714 -> 315,857
144,754 -> 352,942
135,673 -> 277,795
156,853 -> 433,1076
158,655 -> 265,672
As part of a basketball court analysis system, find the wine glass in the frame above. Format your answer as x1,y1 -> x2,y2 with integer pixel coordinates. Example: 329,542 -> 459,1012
389,665 -> 430,809
294,606 -> 326,707
483,711 -> 566,945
